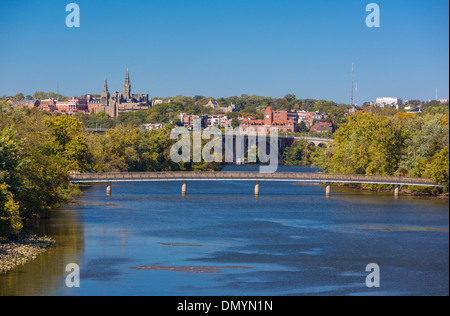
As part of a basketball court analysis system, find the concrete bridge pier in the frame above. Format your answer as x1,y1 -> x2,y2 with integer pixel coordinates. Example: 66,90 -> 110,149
394,185 -> 400,199
255,180 -> 260,197
325,183 -> 331,198
106,183 -> 111,196
182,180 -> 187,196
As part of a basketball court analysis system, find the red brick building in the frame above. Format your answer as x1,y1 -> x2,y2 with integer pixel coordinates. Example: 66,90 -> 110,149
310,121 -> 334,133
12,100 -> 40,109
240,107 -> 298,135
39,98 -> 58,113
39,97 -> 88,115
345,105 -> 362,116
87,95 -> 102,113
55,98 -> 88,114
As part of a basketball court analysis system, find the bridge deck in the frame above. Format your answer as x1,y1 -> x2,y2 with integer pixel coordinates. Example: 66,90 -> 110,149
70,171 -> 439,187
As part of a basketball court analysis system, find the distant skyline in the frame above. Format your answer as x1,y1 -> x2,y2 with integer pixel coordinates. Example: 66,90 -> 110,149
0,0 -> 448,104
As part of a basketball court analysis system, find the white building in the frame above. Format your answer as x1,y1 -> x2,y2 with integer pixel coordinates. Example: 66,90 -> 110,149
141,123 -> 164,130
376,97 -> 402,109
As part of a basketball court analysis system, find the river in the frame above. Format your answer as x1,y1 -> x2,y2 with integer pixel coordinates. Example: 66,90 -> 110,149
0,166 -> 448,296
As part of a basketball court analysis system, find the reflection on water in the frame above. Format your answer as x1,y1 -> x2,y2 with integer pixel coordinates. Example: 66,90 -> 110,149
0,208 -> 85,296
0,166 -> 448,296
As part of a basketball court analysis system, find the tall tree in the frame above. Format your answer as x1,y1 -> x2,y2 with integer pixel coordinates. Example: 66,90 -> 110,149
325,113 -> 409,176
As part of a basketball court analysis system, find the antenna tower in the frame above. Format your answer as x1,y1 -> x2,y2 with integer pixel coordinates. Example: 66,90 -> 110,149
351,63 -> 354,106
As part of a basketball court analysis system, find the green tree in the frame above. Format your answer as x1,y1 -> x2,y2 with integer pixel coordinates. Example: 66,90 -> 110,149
12,93 -> 25,102
0,127 -> 23,195
284,94 -> 296,105
0,183 -> 22,239
0,123 -> 24,231
297,121 -> 308,133
283,139 -> 316,166
326,113 -> 408,176
44,116 -> 92,172
400,114 -> 449,178
231,119 -> 240,128
430,147 -> 449,189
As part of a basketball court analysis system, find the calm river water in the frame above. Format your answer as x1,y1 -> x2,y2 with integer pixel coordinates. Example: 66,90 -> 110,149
0,166 -> 448,296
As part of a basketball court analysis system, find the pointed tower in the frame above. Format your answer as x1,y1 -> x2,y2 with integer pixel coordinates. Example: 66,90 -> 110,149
264,106 -> 273,125
123,68 -> 131,100
101,78 -> 110,106
351,63 -> 354,106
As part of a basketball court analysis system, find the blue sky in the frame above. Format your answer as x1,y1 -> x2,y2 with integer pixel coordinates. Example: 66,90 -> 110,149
0,0 -> 448,104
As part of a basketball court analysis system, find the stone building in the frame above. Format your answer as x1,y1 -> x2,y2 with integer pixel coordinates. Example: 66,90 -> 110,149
204,99 -> 236,113
93,69 -> 152,118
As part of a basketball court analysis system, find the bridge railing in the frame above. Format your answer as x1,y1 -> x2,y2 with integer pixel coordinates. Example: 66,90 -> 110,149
70,171 -> 437,186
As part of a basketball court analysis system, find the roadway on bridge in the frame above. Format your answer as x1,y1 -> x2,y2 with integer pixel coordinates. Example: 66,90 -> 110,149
70,171 -> 438,187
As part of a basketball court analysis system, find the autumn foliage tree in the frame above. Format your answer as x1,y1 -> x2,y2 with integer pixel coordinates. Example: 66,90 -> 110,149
325,113 -> 409,176
430,147 -> 449,189
0,183 -> 22,240
318,108 -> 449,192
0,127 -> 23,239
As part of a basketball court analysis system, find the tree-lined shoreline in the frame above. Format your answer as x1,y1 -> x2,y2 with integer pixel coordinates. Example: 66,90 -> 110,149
1,98 -> 449,246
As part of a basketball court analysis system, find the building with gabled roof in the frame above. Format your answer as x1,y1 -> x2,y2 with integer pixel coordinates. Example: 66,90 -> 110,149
240,106 -> 298,135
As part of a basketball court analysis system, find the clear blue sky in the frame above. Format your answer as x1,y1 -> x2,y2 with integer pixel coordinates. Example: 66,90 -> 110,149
0,0 -> 448,104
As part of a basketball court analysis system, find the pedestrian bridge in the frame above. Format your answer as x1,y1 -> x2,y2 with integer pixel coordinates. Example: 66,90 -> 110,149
294,137 -> 333,146
70,171 -> 439,198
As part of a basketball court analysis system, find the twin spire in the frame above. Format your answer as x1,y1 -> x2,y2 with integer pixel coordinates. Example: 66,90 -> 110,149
102,69 -> 131,97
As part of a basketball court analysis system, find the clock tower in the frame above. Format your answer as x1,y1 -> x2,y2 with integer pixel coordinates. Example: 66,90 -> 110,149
264,106 -> 273,125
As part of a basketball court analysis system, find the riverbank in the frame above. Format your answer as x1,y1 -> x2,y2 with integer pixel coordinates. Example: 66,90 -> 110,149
322,182 -> 449,199
0,234 -> 55,274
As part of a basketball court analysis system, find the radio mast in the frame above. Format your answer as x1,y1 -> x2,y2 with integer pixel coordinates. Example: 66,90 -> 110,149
351,63 -> 354,106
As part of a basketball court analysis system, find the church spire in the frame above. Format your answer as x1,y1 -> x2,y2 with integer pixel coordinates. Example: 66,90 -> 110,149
101,77 -> 110,107
123,68 -> 131,100
103,78 -> 108,93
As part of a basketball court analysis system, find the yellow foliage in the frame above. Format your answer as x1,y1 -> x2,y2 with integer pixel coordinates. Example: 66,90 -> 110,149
441,113 -> 449,126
